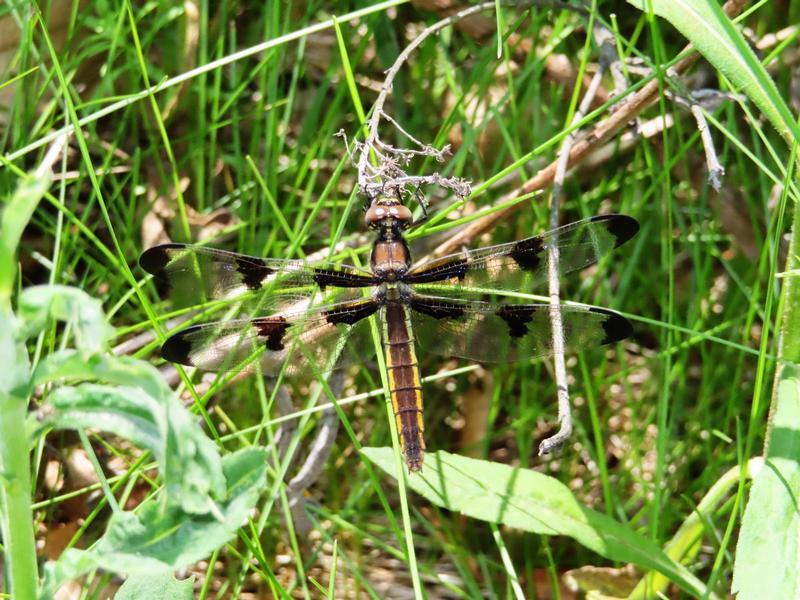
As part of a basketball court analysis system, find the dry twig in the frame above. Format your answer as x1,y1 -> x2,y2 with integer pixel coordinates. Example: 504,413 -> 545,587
429,0 -> 749,258
352,3 -> 500,204
690,103 -> 725,192
540,28 -> 609,456
669,88 -> 732,191
353,0 -> 587,206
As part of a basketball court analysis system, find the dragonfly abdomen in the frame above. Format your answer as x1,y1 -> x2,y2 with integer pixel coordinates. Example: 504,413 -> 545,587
382,303 -> 425,472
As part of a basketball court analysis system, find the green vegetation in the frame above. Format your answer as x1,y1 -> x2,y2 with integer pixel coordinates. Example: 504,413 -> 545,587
1,0 -> 798,597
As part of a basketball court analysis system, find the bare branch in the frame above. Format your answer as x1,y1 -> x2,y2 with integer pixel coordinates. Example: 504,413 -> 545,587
34,133 -> 70,179
429,0 -> 750,258
353,1 -> 588,205
539,58 -> 606,457
354,1 -> 496,201
690,104 -> 725,192
664,88 -> 732,191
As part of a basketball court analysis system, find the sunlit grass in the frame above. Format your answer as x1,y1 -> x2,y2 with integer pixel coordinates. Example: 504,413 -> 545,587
0,0 -> 795,597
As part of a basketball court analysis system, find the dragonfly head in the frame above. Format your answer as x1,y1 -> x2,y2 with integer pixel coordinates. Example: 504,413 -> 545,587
365,198 -> 413,231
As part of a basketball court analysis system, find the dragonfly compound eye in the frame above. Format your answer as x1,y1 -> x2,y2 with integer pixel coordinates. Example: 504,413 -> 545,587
389,204 -> 413,228
364,204 -> 387,228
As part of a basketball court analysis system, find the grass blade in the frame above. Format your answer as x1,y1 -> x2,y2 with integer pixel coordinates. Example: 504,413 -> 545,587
624,2 -> 800,596
626,0 -> 799,142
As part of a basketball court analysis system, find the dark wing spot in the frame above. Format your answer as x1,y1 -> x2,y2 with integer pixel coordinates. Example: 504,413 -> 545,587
139,243 -> 183,275
496,305 -> 538,338
588,307 -> 633,344
161,328 -> 196,365
410,298 -> 466,320
508,236 -> 545,271
236,257 -> 274,290
312,269 -> 378,290
403,258 -> 469,284
591,214 -> 640,248
324,300 -> 380,326
254,317 -> 291,352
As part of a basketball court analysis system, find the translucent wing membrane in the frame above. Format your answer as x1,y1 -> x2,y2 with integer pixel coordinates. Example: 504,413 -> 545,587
140,214 -> 638,474
404,214 -> 638,296
160,298 -> 380,376
408,294 -> 632,364
142,216 -> 637,376
139,244 -> 379,308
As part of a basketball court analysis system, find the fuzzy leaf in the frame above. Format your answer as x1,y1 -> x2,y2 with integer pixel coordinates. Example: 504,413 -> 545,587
31,353 -> 225,514
41,448 -> 268,595
116,573 -> 194,600
16,285 -> 114,352
0,308 -> 30,395
0,173 -> 50,301
33,351 -> 173,405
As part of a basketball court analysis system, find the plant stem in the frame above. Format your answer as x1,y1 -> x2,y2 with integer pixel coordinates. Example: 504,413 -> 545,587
0,387 -> 38,599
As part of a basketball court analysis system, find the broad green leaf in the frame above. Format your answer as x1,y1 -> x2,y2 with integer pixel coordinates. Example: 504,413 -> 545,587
32,350 -> 173,404
116,573 -> 194,600
732,367 -> 800,597
16,285 -> 114,352
31,355 -> 225,514
625,0 -> 799,144
41,447 -> 268,596
363,448 -> 713,598
0,172 -> 50,303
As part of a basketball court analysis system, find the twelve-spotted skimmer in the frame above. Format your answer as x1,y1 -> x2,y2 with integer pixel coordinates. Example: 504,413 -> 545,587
140,198 -> 638,472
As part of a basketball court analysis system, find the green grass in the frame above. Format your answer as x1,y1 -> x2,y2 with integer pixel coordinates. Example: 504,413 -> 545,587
1,0 -> 798,597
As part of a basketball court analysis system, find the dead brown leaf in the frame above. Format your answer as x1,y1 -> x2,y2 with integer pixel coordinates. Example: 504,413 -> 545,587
563,564 -> 640,599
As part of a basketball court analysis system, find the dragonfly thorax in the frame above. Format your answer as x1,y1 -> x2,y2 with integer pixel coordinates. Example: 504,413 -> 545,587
371,238 -> 411,281
378,282 -> 414,303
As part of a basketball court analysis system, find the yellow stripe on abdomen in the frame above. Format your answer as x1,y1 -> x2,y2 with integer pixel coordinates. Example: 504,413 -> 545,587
382,303 -> 425,472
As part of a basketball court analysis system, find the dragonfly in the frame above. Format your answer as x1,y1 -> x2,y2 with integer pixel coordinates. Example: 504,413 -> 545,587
140,198 -> 638,472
